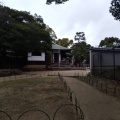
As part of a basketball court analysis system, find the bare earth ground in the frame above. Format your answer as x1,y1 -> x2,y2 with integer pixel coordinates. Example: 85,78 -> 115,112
0,70 -> 120,120
0,76 -> 79,120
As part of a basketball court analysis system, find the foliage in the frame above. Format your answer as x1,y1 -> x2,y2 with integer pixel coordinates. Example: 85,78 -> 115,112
46,0 -> 69,4
58,38 -> 73,47
110,0 -> 120,21
99,37 -> 120,47
0,4 -> 52,68
54,38 -> 73,47
72,41 -> 91,65
74,32 -> 86,43
46,25 -> 57,40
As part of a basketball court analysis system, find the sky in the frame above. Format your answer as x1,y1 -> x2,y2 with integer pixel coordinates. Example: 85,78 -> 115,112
2,0 -> 120,46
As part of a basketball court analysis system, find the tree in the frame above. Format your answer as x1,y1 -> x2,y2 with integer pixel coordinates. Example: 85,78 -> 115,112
74,32 -> 86,43
59,38 -> 73,47
0,4 -> 52,68
72,41 -> 91,66
73,32 -> 87,66
110,0 -> 120,21
54,38 -> 73,47
46,25 -> 57,40
99,37 -> 120,47
46,0 -> 69,4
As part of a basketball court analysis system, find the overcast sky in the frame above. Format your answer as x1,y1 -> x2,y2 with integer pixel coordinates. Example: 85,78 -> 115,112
2,0 -> 120,46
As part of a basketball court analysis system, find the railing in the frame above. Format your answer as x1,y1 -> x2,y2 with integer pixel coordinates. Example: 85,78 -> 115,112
58,73 -> 84,120
0,104 -> 83,120
74,72 -> 120,97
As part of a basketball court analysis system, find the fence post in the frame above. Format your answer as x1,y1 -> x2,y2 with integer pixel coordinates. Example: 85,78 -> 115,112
70,92 -> 72,101
92,77 -> 94,86
113,82 -> 117,96
105,81 -> 108,94
89,76 -> 91,84
100,82 -> 103,91
75,97 -> 78,115
96,78 -> 99,87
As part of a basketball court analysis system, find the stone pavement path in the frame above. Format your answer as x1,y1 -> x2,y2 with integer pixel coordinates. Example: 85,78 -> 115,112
63,76 -> 120,120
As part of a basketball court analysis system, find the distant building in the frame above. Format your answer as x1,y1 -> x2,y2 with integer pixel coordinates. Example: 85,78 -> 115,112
27,42 -> 72,65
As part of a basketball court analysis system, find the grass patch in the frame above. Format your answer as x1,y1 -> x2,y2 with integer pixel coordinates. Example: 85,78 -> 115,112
0,76 -> 79,120
0,76 -> 58,87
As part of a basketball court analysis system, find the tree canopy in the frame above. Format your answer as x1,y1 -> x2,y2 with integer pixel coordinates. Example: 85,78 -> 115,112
72,41 -> 91,65
53,38 -> 73,47
46,0 -> 69,4
72,32 -> 89,66
74,32 -> 86,43
46,25 -> 57,40
0,4 -> 53,68
0,5 -> 52,52
99,37 -> 120,47
110,0 -> 120,21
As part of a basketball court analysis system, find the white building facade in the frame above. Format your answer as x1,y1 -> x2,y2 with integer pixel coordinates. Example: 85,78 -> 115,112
27,42 -> 71,65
